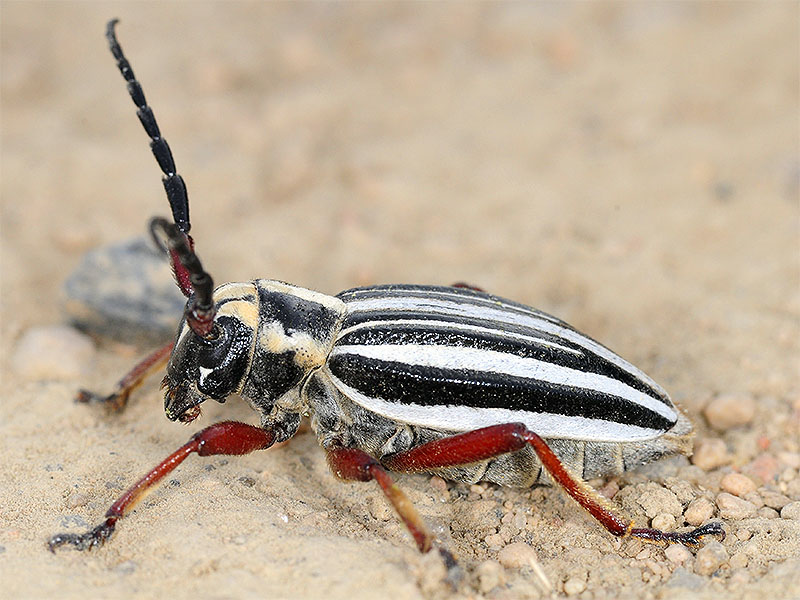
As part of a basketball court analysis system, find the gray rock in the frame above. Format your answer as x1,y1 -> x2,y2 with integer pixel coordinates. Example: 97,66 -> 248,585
64,235 -> 186,344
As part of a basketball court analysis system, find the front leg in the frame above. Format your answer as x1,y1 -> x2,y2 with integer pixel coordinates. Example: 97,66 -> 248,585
76,341 -> 174,412
49,421 -> 276,551
383,423 -> 725,548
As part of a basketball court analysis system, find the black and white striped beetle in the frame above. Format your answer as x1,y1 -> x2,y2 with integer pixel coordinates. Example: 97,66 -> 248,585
50,21 -> 724,560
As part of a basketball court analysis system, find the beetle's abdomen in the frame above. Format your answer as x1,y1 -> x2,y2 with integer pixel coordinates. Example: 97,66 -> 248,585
332,284 -> 679,443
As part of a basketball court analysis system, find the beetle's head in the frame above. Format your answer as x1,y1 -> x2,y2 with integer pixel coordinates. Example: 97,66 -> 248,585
162,282 -> 258,423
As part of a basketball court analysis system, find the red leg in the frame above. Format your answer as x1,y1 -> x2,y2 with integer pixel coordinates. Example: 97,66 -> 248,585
76,341 -> 174,411
451,282 -> 485,292
327,447 -> 434,553
48,421 -> 275,552
384,423 -> 725,548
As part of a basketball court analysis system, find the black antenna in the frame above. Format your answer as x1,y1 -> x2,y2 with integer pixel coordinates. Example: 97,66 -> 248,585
106,19 -> 190,234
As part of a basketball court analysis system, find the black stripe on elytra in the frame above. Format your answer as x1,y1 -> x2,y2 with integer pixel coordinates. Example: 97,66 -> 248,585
336,315 -> 667,404
257,284 -> 341,342
328,353 -> 675,432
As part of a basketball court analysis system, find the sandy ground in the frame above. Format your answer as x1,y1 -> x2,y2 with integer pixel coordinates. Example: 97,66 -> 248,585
1,3 -> 799,599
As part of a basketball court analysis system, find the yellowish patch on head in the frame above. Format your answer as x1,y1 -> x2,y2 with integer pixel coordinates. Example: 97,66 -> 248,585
218,300 -> 259,331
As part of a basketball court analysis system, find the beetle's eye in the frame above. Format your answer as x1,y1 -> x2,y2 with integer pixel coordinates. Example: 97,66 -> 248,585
200,322 -> 224,344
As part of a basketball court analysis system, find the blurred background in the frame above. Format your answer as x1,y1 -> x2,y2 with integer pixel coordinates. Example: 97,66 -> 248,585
1,3 -> 797,599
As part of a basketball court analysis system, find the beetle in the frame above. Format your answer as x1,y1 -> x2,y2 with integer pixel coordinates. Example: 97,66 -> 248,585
49,20 -> 724,561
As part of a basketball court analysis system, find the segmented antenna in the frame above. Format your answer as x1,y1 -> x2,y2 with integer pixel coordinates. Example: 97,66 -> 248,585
107,19 -> 217,337
151,218 -> 216,338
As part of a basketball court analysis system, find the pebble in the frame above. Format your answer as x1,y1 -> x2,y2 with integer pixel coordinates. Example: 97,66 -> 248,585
781,501 -> 800,520
778,452 -> 800,469
563,577 -> 586,596
745,453 -> 779,484
692,438 -> 731,471
11,325 -> 95,380
497,542 -> 540,569
475,560 -> 504,594
684,497 -> 715,526
484,533 -> 504,548
758,507 -> 779,519
720,473 -> 757,497
636,485 -> 682,518
651,513 -> 676,532
664,544 -> 692,565
429,476 -> 448,495
729,552 -> 748,569
716,492 -> 757,520
743,491 -> 764,509
65,492 -> 89,509
703,393 -> 756,430
694,540 -> 728,576
760,489 -> 792,510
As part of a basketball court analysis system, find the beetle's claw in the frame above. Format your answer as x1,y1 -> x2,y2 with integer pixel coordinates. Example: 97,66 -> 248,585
680,521 -> 726,547
48,520 -> 116,553
75,388 -> 129,412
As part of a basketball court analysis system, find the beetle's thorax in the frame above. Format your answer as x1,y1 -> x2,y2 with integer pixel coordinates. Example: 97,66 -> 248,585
240,280 -> 346,429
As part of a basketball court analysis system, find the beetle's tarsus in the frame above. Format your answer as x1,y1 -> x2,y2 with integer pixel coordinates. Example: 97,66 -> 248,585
629,520 -> 726,549
48,518 -> 117,552
75,389 -> 129,412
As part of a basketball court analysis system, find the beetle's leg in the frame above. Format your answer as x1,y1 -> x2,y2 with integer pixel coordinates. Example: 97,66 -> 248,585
383,423 -> 725,549
327,447 -> 434,552
48,421 -> 275,552
76,341 -> 174,412
326,446 -> 459,572
450,282 -> 485,292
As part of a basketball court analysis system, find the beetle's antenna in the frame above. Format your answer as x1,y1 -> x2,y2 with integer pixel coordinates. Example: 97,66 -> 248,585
151,218 -> 216,338
106,19 -> 190,233
106,19 -> 217,336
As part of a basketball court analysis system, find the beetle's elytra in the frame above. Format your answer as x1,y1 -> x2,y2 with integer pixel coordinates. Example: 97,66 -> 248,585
49,20 -> 724,563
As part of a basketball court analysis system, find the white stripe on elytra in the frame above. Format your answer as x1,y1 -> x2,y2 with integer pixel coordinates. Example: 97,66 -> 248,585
343,287 -> 565,325
337,318 -> 583,357
331,343 -> 677,422
327,373 -> 665,442
345,296 -> 668,400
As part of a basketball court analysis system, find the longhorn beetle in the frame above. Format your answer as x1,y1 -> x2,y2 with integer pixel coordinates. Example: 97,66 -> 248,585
50,21 -> 724,561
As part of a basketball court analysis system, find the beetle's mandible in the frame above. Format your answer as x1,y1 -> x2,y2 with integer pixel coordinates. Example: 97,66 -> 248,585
49,20 -> 725,563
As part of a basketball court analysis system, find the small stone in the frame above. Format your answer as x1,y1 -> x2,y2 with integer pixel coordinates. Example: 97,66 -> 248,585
684,497 -> 715,526
745,453 -> 779,485
651,513 -> 676,532
735,528 -> 752,541
781,501 -> 800,520
716,492 -> 757,520
666,567 -> 705,590
664,544 -> 692,565
636,485 -> 682,518
11,326 -> 95,380
703,394 -> 756,431
720,473 -> 757,497
729,551 -> 748,569
65,492 -> 89,509
475,560 -> 504,594
484,533 -> 504,548
692,439 -> 731,471
563,577 -> 586,596
760,489 -> 791,510
429,476 -> 448,495
757,507 -> 779,519
497,542 -> 540,569
743,491 -> 764,509
694,540 -> 728,576
778,452 -> 800,469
